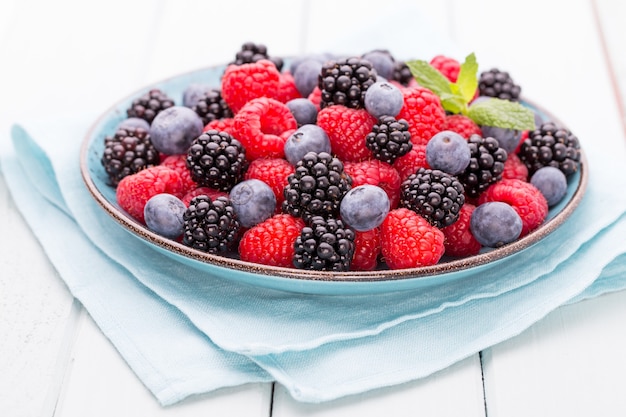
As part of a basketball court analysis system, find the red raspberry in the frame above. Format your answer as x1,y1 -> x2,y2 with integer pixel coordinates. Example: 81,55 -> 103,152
316,105 -> 377,162
441,203 -> 481,257
221,60 -> 281,113
392,144 -> 430,182
307,86 -> 322,111
275,71 -> 302,103
396,86 -> 446,146
441,114 -> 482,139
430,55 -> 460,82
116,165 -> 184,223
232,97 -> 297,161
478,178 -> 548,237
181,186 -> 228,207
351,228 -> 381,271
515,130 -> 529,154
502,152 -> 529,181
343,159 -> 402,209
238,214 -> 305,268
203,118 -> 235,135
244,157 -> 295,210
380,208 -> 445,269
160,154 -> 196,194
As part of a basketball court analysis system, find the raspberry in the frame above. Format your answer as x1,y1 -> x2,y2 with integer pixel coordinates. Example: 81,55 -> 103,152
244,157 -> 295,210
316,105 -> 377,162
441,203 -> 481,257
181,187 -> 228,207
478,178 -> 548,237
308,86 -> 322,110
221,59 -> 281,113
502,152 -> 529,181
343,159 -> 402,209
203,118 -> 235,135
351,228 -> 381,271
275,71 -> 302,103
239,214 -> 305,268
232,97 -> 297,161
392,144 -> 430,182
429,55 -> 460,82
440,114 -> 482,139
380,208 -> 445,269
160,154 -> 197,194
396,86 -> 446,146
116,165 -> 184,223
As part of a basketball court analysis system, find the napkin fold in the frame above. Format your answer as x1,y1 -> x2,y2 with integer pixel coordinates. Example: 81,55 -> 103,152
3,112 -> 626,406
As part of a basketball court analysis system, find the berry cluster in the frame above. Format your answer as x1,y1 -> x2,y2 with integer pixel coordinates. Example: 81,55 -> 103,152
101,43 -> 582,272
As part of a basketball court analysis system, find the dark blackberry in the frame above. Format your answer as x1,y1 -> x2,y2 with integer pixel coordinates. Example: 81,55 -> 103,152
478,68 -> 521,101
400,167 -> 465,228
318,57 -> 378,109
392,61 -> 414,87
182,195 -> 240,254
293,216 -> 355,271
366,116 -> 413,164
101,126 -> 159,186
282,151 -> 352,223
458,135 -> 508,198
230,41 -> 284,71
192,88 -> 233,126
186,129 -> 248,191
518,122 -> 581,176
126,88 -> 175,124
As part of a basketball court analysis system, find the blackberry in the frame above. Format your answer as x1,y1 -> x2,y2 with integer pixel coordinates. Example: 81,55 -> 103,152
192,88 -> 233,125
282,151 -> 352,223
318,57 -> 378,109
392,61 -> 414,87
182,195 -> 240,254
293,216 -> 355,271
400,167 -> 465,228
365,116 -> 412,164
518,122 -> 581,176
186,129 -> 248,191
230,41 -> 284,71
126,88 -> 175,124
101,126 -> 159,186
458,134 -> 508,198
478,68 -> 521,101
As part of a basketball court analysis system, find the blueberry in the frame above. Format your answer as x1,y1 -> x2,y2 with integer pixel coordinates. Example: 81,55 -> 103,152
144,193 -> 187,239
182,83 -> 213,108
286,98 -> 318,126
339,184 -> 390,231
470,201 -> 523,248
530,166 -> 567,206
293,59 -> 323,97
364,81 -> 404,118
149,105 -> 203,155
362,51 -> 395,80
229,179 -> 276,228
481,125 -> 521,154
284,124 -> 331,165
425,130 -> 471,175
116,117 -> 150,132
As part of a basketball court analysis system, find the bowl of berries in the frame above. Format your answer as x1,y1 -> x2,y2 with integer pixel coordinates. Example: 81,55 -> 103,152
81,43 -> 587,294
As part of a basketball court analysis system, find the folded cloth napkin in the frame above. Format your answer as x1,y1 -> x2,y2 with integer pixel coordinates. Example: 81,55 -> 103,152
3,99 -> 626,405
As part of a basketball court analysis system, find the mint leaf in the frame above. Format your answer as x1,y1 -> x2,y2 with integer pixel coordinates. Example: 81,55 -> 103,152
456,53 -> 478,103
439,92 -> 466,115
406,60 -> 453,97
468,98 -> 536,131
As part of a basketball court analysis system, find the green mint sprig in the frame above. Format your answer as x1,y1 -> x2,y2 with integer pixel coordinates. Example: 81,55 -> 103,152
406,53 -> 535,131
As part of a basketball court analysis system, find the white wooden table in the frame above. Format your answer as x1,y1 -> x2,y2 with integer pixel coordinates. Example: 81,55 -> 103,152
2,0 -> 626,415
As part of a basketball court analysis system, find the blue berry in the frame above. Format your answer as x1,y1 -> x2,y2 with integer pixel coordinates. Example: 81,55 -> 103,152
117,117 -> 150,132
470,201 -> 522,247
182,83 -> 213,108
286,98 -> 318,126
149,105 -> 203,155
362,51 -> 395,80
481,125 -> 521,154
425,130 -> 471,175
364,81 -> 404,118
530,166 -> 567,206
229,179 -> 276,228
293,58 -> 323,97
144,193 -> 187,239
284,124 -> 331,165
339,184 -> 390,231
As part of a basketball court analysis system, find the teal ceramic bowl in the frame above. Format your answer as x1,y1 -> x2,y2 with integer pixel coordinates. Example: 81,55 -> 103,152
80,64 -> 588,295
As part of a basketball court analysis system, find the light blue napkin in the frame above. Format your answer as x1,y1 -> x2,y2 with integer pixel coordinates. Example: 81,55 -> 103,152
2,107 -> 626,405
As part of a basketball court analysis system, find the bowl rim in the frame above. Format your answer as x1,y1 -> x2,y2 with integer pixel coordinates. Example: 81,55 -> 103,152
79,65 -> 589,284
